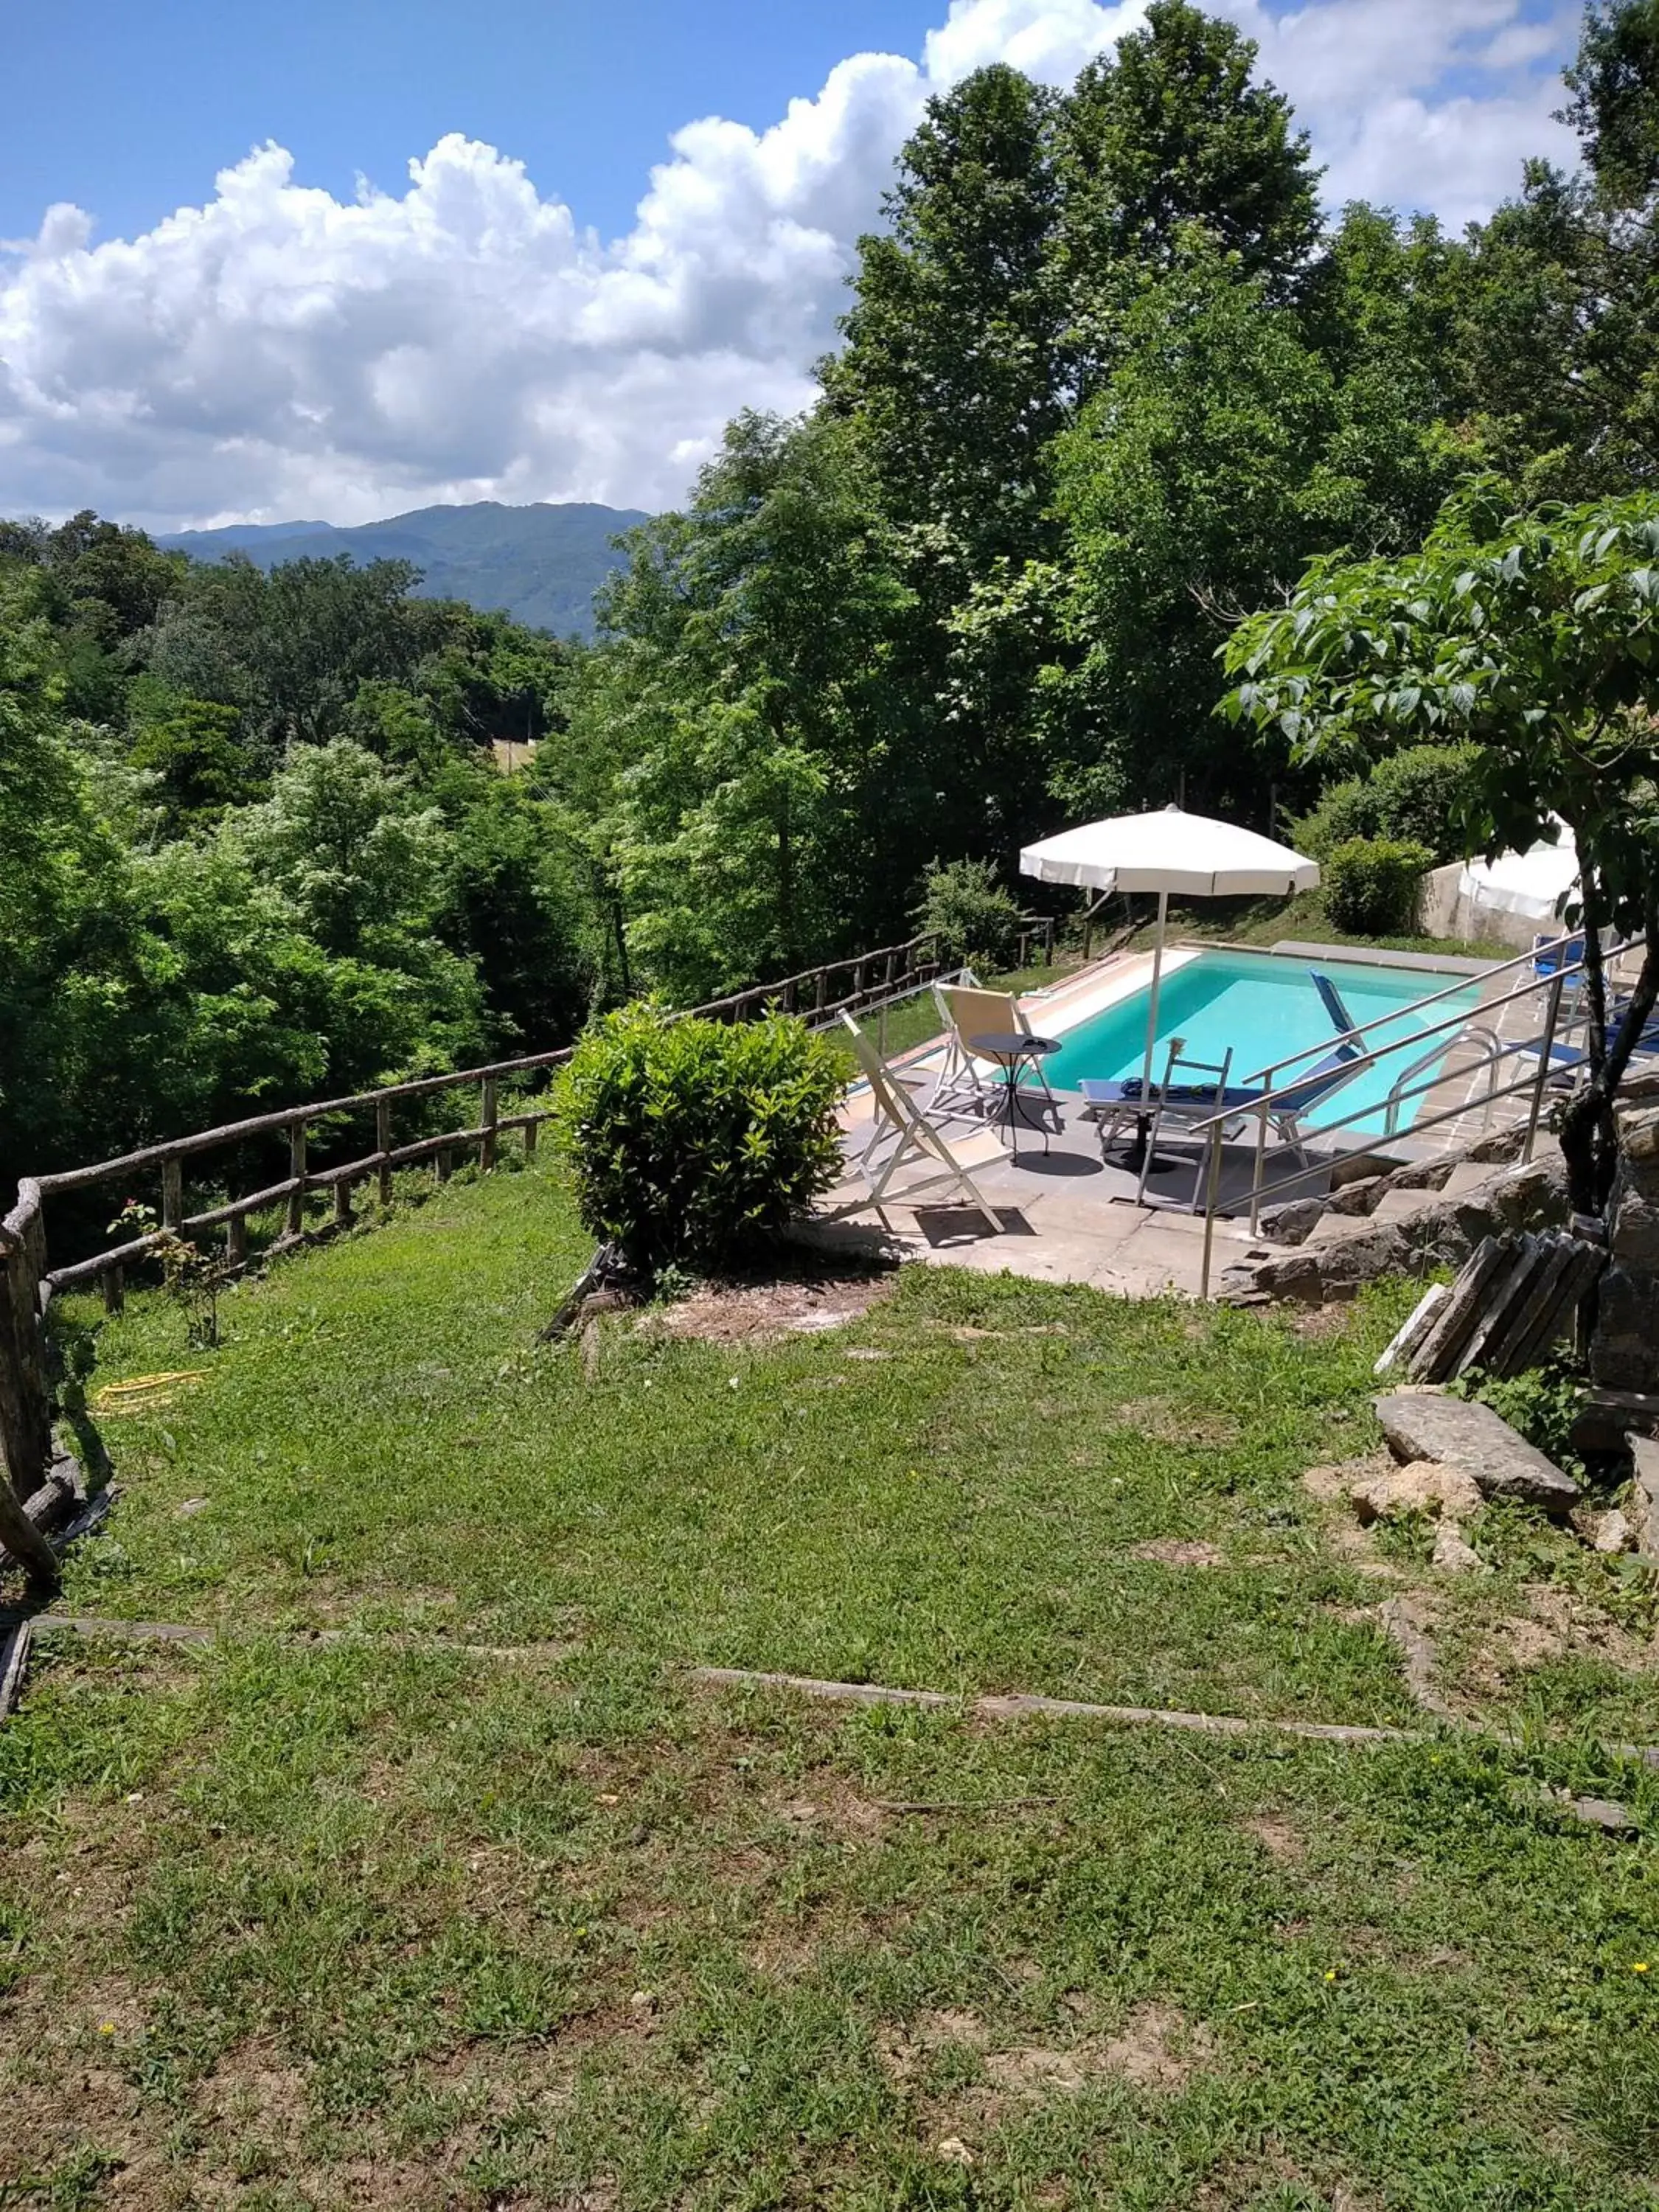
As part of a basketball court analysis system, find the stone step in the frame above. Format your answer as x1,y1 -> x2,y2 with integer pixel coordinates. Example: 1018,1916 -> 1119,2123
1441,1161 -> 1503,1199
1371,1186 -> 1451,1225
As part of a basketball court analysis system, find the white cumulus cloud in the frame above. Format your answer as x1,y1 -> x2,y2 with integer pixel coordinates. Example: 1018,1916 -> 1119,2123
0,0 -> 1578,532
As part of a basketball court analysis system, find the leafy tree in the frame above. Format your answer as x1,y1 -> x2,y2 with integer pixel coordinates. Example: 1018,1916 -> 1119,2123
1458,1 -> 1659,499
824,64 -> 1062,560
233,738 -> 455,957
144,552 -> 433,752
566,411 -> 915,994
128,699 -> 265,834
1053,239 -> 1458,818
1054,0 -> 1321,386
911,856 -> 1021,969
0,622 -> 192,1183
1222,486 -> 1659,1214
1561,0 -> 1659,204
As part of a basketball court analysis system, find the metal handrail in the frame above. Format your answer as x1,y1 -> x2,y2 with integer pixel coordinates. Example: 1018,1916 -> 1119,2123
1197,1037 -> 1573,1297
1194,956 -> 1601,1292
1383,1025 -> 1503,1138
1236,933 -> 1621,1090
1194,947 -> 1593,1143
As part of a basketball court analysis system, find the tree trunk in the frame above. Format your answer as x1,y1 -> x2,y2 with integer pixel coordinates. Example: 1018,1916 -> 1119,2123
1557,908 -> 1659,1218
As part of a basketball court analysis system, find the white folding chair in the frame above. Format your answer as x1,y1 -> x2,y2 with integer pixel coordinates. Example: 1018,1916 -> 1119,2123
839,1015 -> 1001,1232
932,980 -> 1059,1127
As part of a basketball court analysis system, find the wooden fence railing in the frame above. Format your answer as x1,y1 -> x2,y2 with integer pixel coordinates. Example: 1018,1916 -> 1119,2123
0,915 -> 1059,1540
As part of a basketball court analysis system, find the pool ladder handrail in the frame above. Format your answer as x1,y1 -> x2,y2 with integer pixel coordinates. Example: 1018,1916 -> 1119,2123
1380,1023 -> 1504,1138
1189,937 -> 1635,1294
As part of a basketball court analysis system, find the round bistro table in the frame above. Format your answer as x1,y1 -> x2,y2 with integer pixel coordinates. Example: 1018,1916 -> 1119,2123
968,1032 -> 1060,1158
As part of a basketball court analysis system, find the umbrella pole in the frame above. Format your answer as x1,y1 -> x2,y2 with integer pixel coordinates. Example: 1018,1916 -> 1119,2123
1120,891 -> 1175,1182
1141,889 -> 1168,1093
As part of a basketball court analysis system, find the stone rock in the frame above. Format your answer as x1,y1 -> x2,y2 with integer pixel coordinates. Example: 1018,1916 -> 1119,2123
1351,1459 -> 1483,1524
1609,1187 -> 1659,1268
1374,1391 -> 1582,1513
1591,1508 -> 1636,1555
1512,1782 -> 1640,1834
1329,1152 -> 1397,1190
1430,1522 -> 1489,1574
1589,1269 -> 1659,1391
1468,1125 -> 1526,1165
1256,1197 -> 1326,1247
1307,1220 -> 1409,1298
1323,1178 -> 1384,1217
1249,1251 -> 1324,1304
1487,1153 -> 1571,1234
1567,1795 -> 1638,1835
1618,1102 -> 1659,1164
1385,1158 -> 1456,1194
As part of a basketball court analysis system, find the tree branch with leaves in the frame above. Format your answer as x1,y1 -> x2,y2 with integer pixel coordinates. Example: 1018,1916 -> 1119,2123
1220,482 -> 1659,1215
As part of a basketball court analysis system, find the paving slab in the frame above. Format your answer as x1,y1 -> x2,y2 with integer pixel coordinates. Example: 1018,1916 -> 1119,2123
1374,1391 -> 1581,1513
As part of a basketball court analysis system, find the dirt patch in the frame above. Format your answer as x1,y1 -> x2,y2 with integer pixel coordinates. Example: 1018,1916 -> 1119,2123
1113,1399 -> 1241,1449
768,1777 -> 890,1840
1301,1453 -> 1393,1503
966,2005 -> 1214,2101
641,1265 -> 894,1346
877,2008 -> 992,2081
1099,2002 -> 1215,2091
1239,1812 -> 1307,1865
1127,1540 -> 1227,1568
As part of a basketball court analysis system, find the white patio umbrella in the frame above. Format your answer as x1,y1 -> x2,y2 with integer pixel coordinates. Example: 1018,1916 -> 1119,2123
1019,804 -> 1320,1091
1456,824 -> 1578,925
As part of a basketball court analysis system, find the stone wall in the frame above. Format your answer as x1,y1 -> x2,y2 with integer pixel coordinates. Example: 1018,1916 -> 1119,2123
1590,1100 -> 1659,1392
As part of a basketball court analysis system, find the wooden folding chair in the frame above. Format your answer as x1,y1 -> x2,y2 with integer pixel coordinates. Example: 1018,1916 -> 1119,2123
933,980 -> 1059,1127
839,1015 -> 1001,1232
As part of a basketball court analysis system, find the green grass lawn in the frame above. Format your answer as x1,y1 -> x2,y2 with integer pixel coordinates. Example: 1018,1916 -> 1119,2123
824,961 -> 1073,1074
1131,890 -> 1510,964
3,1160 -> 1657,2208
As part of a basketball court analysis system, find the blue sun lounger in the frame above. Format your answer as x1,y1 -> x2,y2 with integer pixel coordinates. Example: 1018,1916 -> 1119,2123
1079,1038 -> 1368,1175
1310,969 -> 1362,1042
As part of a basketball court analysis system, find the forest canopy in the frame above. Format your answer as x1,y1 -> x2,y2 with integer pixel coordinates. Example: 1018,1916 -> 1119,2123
7,0 -> 1659,1183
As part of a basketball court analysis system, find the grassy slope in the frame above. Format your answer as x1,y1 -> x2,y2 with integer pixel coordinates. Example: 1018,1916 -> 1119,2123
3,1161 -> 1656,2210
1135,890 -> 1509,963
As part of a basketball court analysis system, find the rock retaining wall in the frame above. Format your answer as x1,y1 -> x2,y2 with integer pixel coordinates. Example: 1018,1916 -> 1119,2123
1221,1141 -> 1571,1307
1590,1102 -> 1659,1393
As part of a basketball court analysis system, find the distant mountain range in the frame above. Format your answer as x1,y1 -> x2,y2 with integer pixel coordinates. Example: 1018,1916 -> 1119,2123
158,500 -> 651,637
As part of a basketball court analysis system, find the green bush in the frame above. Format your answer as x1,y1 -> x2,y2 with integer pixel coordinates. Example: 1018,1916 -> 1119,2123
1295,743 -> 1481,864
554,1002 -> 846,1275
912,857 -> 1021,970
1322,836 -> 1434,936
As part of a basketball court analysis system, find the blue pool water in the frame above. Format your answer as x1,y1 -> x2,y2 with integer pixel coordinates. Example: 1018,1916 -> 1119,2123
1043,950 -> 1481,1135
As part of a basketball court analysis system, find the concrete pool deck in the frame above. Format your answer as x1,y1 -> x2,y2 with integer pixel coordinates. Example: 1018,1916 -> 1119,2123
821,941 -> 1540,1299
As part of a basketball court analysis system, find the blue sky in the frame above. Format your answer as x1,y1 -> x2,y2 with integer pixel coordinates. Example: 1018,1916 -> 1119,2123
0,0 -> 1582,529
3,0 -> 947,247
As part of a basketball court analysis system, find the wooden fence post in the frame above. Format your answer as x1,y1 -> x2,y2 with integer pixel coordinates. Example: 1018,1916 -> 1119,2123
333,1175 -> 353,1230
523,1118 -> 538,1160
480,1078 -> 498,1172
226,1214 -> 247,1270
0,1184 -> 55,1514
376,1101 -> 393,1208
286,1121 -> 307,1238
160,1158 -> 182,1231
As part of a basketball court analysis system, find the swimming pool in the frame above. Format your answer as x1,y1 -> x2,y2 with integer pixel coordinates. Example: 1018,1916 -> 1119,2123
1042,950 -> 1483,1136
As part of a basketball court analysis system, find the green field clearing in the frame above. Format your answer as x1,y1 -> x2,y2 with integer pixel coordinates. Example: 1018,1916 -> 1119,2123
3,1160 -> 1655,2208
